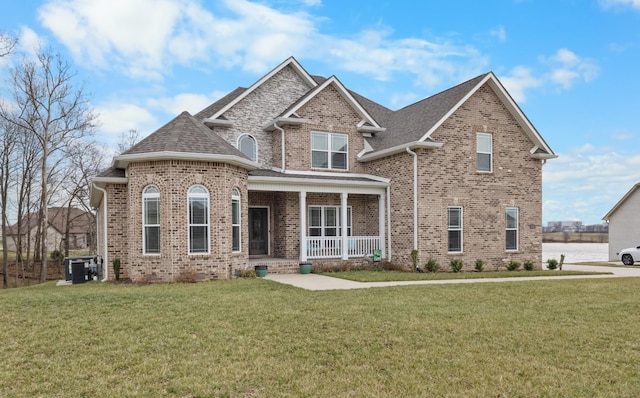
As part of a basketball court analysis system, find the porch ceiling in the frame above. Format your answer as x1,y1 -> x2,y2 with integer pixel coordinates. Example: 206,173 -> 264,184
248,169 -> 388,194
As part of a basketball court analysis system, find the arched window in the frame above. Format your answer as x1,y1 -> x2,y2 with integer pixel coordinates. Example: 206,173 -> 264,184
238,134 -> 257,162
188,185 -> 210,254
232,188 -> 241,252
142,185 -> 160,254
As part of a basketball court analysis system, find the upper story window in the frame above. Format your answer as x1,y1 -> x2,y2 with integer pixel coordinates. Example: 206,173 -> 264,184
506,207 -> 519,251
448,206 -> 463,253
476,132 -> 493,172
188,185 -> 210,254
232,188 -> 241,252
238,134 -> 257,162
311,132 -> 348,170
142,185 -> 160,255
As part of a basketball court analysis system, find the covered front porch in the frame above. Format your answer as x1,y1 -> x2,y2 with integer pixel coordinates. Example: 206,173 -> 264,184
247,170 -> 389,263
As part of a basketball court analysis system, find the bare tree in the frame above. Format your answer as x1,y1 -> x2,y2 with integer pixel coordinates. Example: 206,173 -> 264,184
0,32 -> 17,58
0,120 -> 17,288
0,48 -> 97,282
60,140 -> 107,255
116,129 -> 140,153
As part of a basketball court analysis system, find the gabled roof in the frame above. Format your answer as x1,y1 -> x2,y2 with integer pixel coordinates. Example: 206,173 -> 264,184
359,72 -> 556,161
603,183 -> 640,221
113,111 -> 257,170
200,57 -> 317,122
8,207 -> 92,236
193,87 -> 247,121
270,75 -> 382,131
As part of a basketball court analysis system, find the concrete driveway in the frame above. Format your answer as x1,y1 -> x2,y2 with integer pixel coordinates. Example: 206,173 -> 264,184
264,263 -> 640,291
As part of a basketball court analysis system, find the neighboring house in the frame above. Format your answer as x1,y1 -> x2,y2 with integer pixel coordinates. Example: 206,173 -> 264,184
603,183 -> 640,261
90,57 -> 556,282
7,207 -> 94,253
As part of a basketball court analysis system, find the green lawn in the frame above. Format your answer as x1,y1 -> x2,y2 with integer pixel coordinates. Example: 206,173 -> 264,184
1,278 -> 639,397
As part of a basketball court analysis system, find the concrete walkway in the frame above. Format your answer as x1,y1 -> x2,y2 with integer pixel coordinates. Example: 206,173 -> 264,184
264,264 -> 640,291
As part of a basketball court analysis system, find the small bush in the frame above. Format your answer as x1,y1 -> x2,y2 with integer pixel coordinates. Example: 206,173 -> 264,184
474,259 -> 485,272
506,261 -> 521,271
425,258 -> 440,273
547,258 -> 558,270
50,250 -> 64,262
523,260 -> 535,271
410,250 -> 418,272
450,259 -> 463,273
112,258 -> 121,281
238,269 -> 256,278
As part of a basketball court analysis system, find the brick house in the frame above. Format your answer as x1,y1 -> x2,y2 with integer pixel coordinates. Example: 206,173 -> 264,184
90,57 -> 556,282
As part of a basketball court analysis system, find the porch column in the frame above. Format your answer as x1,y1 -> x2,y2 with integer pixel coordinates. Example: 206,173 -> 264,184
341,192 -> 348,260
379,192 -> 386,258
300,191 -> 307,261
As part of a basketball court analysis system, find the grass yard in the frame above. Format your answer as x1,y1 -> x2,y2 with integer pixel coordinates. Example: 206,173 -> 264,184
1,278 -> 639,397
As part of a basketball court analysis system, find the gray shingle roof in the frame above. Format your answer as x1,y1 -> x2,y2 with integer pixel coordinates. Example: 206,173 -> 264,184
193,87 -> 247,121
364,73 -> 488,151
97,167 -> 126,178
122,111 -> 248,158
249,169 -> 377,183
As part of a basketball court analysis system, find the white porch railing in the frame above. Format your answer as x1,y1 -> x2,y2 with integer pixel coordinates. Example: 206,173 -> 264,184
306,236 -> 380,259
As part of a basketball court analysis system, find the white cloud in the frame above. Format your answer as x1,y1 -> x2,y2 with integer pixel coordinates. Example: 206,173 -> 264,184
500,66 -> 542,102
599,0 -> 640,10
489,26 -> 507,42
36,0 -> 488,89
499,49 -> 598,102
543,146 -> 640,223
95,102 -> 157,135
544,48 -> 598,89
146,91 -> 227,116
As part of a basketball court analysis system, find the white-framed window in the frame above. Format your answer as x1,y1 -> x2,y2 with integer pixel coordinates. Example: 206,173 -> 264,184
308,206 -> 352,237
311,132 -> 348,170
476,132 -> 492,172
506,207 -> 519,251
142,185 -> 160,255
188,185 -> 209,254
232,188 -> 241,252
238,134 -> 257,162
448,207 -> 463,253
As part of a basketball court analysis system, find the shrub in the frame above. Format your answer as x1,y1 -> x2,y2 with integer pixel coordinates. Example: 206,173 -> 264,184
474,259 -> 485,272
506,261 -> 521,271
425,258 -> 440,273
238,269 -> 256,278
547,258 -> 558,270
523,260 -> 535,271
50,250 -> 64,262
410,250 -> 418,272
112,258 -> 121,281
450,259 -> 463,273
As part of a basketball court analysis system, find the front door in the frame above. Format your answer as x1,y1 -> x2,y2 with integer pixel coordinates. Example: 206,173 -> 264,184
249,207 -> 269,255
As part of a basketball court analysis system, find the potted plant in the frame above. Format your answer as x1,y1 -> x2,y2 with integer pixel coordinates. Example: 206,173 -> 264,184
254,264 -> 268,277
299,262 -> 312,274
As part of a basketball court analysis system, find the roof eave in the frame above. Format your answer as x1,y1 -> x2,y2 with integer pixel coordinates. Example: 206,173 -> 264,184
263,117 -> 309,132
112,151 -> 259,170
203,118 -> 234,127
603,183 -> 640,221
530,153 -> 558,160
358,141 -> 443,162
357,125 -> 386,133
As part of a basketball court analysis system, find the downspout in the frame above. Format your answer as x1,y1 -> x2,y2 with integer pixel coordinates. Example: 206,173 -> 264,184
274,121 -> 286,172
386,185 -> 392,261
93,183 -> 109,282
406,147 -> 418,250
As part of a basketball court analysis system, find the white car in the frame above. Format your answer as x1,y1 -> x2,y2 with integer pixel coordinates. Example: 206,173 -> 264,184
619,246 -> 640,265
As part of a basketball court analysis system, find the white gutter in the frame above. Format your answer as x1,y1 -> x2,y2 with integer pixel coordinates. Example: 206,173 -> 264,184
92,183 -> 109,282
406,147 -> 418,250
274,121 -> 286,172
386,185 -> 392,261
358,141 -> 443,162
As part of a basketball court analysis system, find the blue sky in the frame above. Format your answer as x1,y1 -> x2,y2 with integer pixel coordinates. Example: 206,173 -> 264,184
1,0 -> 639,225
